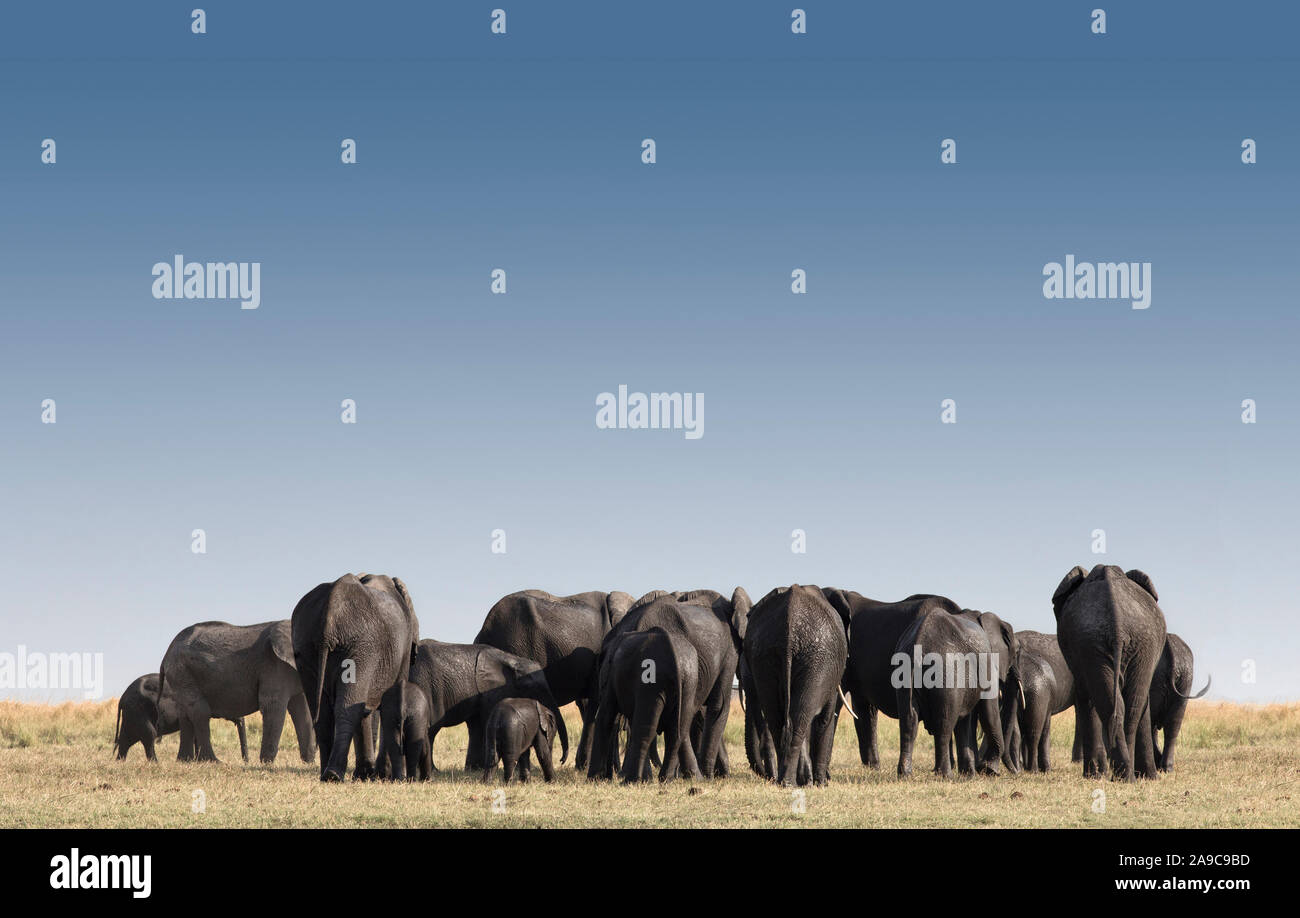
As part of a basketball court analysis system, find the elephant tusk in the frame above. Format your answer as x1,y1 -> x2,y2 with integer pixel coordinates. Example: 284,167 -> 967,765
1018,682 -> 1026,711
838,685 -> 859,720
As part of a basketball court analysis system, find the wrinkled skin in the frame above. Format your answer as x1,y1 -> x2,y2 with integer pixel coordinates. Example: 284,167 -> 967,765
482,698 -> 562,783
404,640 -> 568,773
114,673 -> 247,762
291,573 -> 421,782
590,627 -> 701,783
738,655 -> 778,779
592,589 -> 749,779
1053,565 -> 1167,782
744,585 -> 848,786
619,587 -> 751,776
1148,633 -> 1210,772
377,681 -> 432,781
158,620 -> 315,765
1013,631 -> 1076,772
474,589 -> 634,771
964,610 -> 1022,774
833,591 -> 1002,778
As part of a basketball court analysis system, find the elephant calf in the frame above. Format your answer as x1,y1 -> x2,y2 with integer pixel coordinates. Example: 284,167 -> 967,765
114,673 -> 247,762
483,698 -> 563,783
378,681 -> 433,781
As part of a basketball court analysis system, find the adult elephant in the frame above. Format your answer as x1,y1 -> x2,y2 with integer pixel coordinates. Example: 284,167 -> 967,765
1148,633 -> 1210,772
113,673 -> 247,762
291,573 -> 421,782
624,587 -> 751,776
1013,631 -> 1076,772
964,609 -> 1022,774
588,590 -> 748,780
738,654 -> 777,780
157,621 -> 315,765
836,591 -> 1004,777
744,585 -> 851,786
474,589 -> 634,770
1053,565 -> 1167,781
402,639 -> 568,773
590,626 -> 701,783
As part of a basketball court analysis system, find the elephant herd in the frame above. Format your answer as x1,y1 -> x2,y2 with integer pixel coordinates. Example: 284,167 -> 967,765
114,565 -> 1208,789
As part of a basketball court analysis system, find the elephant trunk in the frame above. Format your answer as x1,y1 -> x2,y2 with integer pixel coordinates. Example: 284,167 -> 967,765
112,701 -> 124,758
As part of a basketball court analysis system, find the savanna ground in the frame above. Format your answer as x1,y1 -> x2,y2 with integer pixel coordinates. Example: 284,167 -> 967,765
1,699 -> 1297,828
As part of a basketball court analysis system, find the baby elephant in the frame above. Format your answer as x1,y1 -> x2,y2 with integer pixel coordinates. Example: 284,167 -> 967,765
482,698 -> 564,783
114,673 -> 247,762
399,681 -> 433,781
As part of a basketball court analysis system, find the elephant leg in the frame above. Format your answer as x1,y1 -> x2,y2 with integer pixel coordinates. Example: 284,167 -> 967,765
1160,701 -> 1188,772
142,733 -> 157,762
352,709 -> 378,780
1074,689 -> 1106,778
933,711 -> 959,779
517,748 -> 533,782
258,699 -> 287,764
376,689 -> 405,781
501,753 -> 516,784
622,695 -> 663,784
574,698 -> 594,771
1038,717 -> 1052,772
287,694 -> 316,763
322,701 -> 365,782
1071,730 -> 1083,763
192,702 -> 218,762
587,694 -> 620,780
176,717 -> 196,762
778,706 -> 815,787
1133,698 -> 1160,780
976,691 -> 1006,775
856,700 -> 880,769
810,699 -> 837,786
896,688 -> 920,779
697,679 -> 732,780
316,696 -> 336,779
233,718 -> 248,762
1090,677 -> 1132,782
464,717 -> 486,770
954,715 -> 977,775
419,741 -> 432,781
714,742 -> 729,778
534,734 -> 555,782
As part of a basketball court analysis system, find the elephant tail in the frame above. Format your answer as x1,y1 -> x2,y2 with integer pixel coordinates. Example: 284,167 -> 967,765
1173,672 -> 1211,700
153,667 -> 166,730
112,699 -> 123,755
1107,643 -> 1124,751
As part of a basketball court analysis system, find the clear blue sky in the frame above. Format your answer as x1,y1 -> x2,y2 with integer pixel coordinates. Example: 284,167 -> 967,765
2,2 -> 1296,701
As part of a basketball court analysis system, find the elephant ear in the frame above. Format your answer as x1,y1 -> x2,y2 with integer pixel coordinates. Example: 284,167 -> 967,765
473,650 -> 509,693
605,591 -> 635,627
535,701 -> 552,737
268,622 -> 296,669
729,586 -> 752,643
391,577 -> 414,612
1125,569 -> 1158,602
1051,566 -> 1088,619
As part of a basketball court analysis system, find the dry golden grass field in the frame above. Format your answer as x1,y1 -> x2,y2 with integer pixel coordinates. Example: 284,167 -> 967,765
1,698 -> 1297,828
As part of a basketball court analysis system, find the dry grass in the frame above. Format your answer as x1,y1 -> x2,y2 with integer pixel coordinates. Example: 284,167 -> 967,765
1,698 -> 1297,828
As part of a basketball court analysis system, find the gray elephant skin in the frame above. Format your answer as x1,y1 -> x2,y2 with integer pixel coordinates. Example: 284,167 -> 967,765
157,620 -> 315,765
400,639 -> 569,774
483,697 -> 564,783
744,585 -> 849,786
1148,632 -> 1210,772
589,588 -> 749,780
114,673 -> 247,762
392,681 -> 433,781
1013,631 -> 1076,772
965,609 -> 1021,774
474,589 -> 634,770
1053,564 -> 1167,781
831,590 -> 1005,778
291,573 -> 421,782
589,626 -> 701,783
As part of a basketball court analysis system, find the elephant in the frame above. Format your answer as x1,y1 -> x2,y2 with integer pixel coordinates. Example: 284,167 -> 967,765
1013,631 -> 1076,773
157,620 -> 315,765
964,609 -> 1022,774
483,698 -> 565,783
615,587 -> 751,777
589,626 -> 701,783
834,591 -> 1004,777
387,681 -> 432,781
744,585 -> 851,786
401,639 -> 568,773
589,589 -> 748,779
1053,565 -> 1168,781
738,654 -> 778,780
291,573 -> 421,782
113,673 -> 247,762
1148,633 -> 1210,772
474,589 -> 634,770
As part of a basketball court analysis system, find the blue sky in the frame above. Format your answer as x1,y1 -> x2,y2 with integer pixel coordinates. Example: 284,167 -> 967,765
1,3 -> 1297,701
